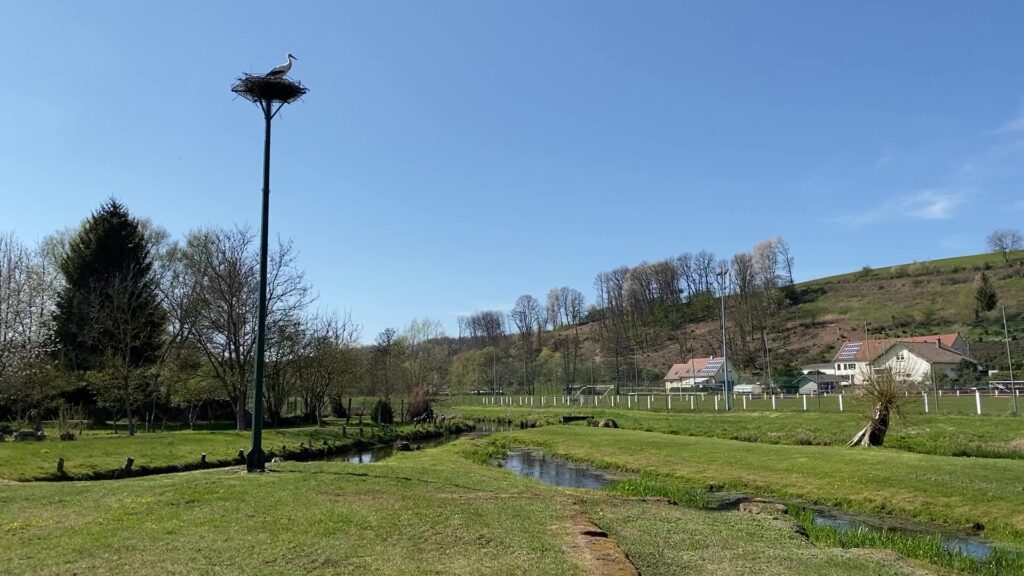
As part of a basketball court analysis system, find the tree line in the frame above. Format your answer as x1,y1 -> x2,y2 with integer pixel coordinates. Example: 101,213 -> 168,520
1,199 -> 804,433
0,200 -> 368,433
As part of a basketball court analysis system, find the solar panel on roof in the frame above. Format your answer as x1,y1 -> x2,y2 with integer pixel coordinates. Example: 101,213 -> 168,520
699,360 -> 723,375
837,342 -> 862,359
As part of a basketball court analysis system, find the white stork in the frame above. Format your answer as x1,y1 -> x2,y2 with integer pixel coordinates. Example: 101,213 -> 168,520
266,53 -> 297,79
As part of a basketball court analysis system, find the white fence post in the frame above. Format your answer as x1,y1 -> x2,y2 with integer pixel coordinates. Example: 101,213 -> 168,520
690,396 -> 695,410
742,396 -> 747,410
628,396 -> 632,409
839,394 -> 844,412
802,395 -> 807,411
714,396 -> 719,411
771,395 -> 776,410
976,390 -> 982,415
647,396 -> 651,410
923,393 -> 929,414
668,395 -> 672,410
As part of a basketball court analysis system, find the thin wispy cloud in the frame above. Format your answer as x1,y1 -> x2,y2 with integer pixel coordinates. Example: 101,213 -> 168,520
836,189 -> 968,228
993,108 -> 1024,134
901,189 -> 964,219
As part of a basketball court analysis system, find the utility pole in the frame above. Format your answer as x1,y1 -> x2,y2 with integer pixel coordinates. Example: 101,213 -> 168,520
716,266 -> 731,411
1004,306 -> 1017,415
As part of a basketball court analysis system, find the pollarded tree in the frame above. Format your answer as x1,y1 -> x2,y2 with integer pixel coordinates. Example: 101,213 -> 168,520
52,200 -> 167,434
848,365 -> 923,447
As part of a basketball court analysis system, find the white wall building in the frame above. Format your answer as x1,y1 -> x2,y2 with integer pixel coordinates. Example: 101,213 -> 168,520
872,342 -> 972,382
663,357 -> 740,393
830,333 -> 969,384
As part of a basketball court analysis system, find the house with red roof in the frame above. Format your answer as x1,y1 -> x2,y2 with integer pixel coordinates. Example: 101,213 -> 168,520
663,356 -> 740,393
830,332 -> 972,384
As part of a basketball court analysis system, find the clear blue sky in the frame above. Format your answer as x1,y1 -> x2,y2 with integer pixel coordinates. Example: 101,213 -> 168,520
2,1 -> 1023,340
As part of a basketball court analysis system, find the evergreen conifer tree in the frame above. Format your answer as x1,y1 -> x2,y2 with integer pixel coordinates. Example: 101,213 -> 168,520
52,199 -> 166,434
974,271 -> 999,319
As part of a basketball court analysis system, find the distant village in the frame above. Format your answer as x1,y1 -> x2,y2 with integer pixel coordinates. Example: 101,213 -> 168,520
663,332 -> 989,395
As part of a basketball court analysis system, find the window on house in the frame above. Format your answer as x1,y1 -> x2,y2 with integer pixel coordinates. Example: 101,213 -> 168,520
836,364 -> 841,371
896,353 -> 905,361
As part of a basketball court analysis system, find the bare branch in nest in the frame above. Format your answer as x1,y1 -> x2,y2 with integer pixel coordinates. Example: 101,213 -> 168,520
231,74 -> 308,104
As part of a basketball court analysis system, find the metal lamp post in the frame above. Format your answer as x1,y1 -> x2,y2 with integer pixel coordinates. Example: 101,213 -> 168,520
715,266 -> 731,411
231,71 -> 308,472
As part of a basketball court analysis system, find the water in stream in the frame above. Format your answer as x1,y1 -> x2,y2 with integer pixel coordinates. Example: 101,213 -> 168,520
338,422 -> 514,464
810,508 -> 993,560
498,449 -> 614,489
492,451 -> 994,560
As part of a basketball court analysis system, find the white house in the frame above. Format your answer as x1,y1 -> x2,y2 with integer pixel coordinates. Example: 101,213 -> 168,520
830,333 -> 969,384
792,373 -> 845,395
872,341 -> 974,382
801,363 -> 836,376
663,356 -> 740,393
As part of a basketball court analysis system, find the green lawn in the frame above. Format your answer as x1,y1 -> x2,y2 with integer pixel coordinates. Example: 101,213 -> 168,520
450,404 -> 1024,458
482,426 -> 1024,546
0,423 -> 461,481
0,443 -> 951,576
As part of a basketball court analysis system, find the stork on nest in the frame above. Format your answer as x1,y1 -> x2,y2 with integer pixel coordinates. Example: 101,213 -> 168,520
266,53 -> 297,79
232,74 -> 307,106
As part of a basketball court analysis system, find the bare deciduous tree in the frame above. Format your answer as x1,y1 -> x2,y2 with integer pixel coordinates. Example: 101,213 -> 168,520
0,233 -> 59,420
401,317 -> 446,393
371,327 -> 403,401
181,227 -> 312,430
509,295 -> 543,394
84,268 -> 167,436
987,229 -> 1022,264
298,311 -> 361,426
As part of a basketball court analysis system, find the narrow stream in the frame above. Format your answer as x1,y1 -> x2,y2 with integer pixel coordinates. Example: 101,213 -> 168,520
497,449 -> 614,489
810,508 -> 992,560
492,448 -> 994,560
332,424 -> 996,562
337,422 -> 514,464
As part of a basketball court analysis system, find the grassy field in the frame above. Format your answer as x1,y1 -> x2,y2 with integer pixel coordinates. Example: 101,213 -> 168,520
0,422 -> 461,481
479,426 -> 1024,546
449,404 -> 1024,458
0,442 -> 956,576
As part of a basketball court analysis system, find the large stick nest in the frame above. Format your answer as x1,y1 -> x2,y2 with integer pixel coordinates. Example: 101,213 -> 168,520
232,74 -> 308,104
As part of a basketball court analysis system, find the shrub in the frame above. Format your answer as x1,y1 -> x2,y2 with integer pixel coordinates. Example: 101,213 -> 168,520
370,398 -> 394,425
56,404 -> 87,441
329,398 -> 348,419
406,384 -> 432,422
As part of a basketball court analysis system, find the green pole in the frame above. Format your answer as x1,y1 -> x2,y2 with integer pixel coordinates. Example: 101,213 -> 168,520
246,99 -> 273,472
